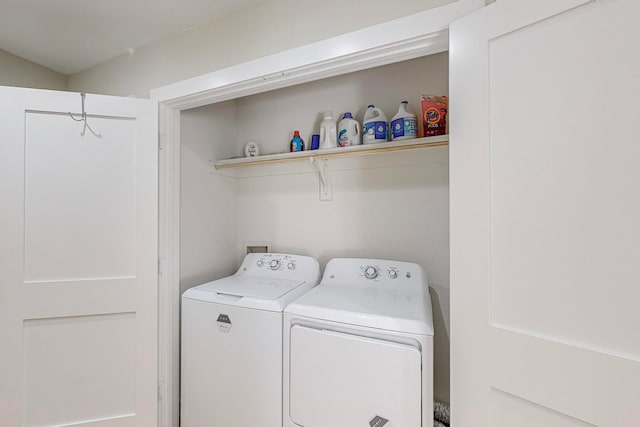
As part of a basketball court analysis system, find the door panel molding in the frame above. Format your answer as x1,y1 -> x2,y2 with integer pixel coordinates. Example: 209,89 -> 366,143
491,328 -> 640,426
0,88 -> 158,427
450,1 -> 640,426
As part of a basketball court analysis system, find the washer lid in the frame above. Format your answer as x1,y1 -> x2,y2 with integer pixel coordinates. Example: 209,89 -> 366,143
198,275 -> 305,299
183,275 -> 308,312
285,285 -> 434,335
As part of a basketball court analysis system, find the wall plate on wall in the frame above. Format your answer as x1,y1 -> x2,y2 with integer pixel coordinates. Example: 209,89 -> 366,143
244,241 -> 272,253
240,241 -> 272,266
246,244 -> 270,254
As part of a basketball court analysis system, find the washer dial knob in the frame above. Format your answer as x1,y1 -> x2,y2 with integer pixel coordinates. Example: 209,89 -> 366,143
388,268 -> 398,279
269,260 -> 280,270
364,266 -> 378,280
257,260 -> 264,267
287,262 -> 296,270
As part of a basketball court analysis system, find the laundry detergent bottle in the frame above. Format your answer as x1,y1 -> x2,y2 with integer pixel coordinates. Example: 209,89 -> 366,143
319,111 -> 337,149
362,105 -> 388,144
391,101 -> 417,141
290,130 -> 304,152
338,112 -> 361,147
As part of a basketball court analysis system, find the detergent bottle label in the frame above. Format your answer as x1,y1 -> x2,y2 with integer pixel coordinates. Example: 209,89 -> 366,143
364,121 -> 387,142
391,117 -> 417,139
338,128 -> 349,146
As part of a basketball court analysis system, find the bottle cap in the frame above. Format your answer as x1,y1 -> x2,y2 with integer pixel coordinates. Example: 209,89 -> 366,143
343,112 -> 353,119
323,111 -> 333,119
401,100 -> 408,104
293,130 -> 300,137
368,104 -> 374,108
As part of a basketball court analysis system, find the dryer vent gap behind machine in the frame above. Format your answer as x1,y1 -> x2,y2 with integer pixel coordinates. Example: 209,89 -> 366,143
283,258 -> 434,427
181,253 -> 320,427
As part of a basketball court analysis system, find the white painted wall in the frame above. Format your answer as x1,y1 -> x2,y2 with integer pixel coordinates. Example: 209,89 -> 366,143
67,0 -> 455,98
0,49 -> 67,91
179,101 -> 238,294
180,53 -> 452,402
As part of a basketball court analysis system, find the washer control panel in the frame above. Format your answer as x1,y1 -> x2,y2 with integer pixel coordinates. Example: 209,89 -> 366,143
236,253 -> 320,284
322,258 -> 425,291
360,264 -> 407,281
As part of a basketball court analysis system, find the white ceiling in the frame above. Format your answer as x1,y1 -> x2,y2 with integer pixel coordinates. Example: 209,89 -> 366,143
0,0 -> 259,75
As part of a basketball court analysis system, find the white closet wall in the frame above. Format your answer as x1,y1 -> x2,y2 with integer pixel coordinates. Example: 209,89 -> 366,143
180,53 -> 451,401
180,101 -> 238,294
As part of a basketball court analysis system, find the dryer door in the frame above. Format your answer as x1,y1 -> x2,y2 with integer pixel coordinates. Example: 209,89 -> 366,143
289,325 -> 421,427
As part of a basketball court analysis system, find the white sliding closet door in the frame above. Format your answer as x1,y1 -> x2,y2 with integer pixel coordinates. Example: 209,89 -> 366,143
0,87 -> 158,427
450,0 -> 640,426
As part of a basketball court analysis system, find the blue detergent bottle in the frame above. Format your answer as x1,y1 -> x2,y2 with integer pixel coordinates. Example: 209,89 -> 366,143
290,130 -> 304,152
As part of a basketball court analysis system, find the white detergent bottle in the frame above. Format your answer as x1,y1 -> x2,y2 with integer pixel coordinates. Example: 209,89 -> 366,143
362,105 -> 388,144
337,112 -> 361,147
391,101 -> 417,141
319,111 -> 337,149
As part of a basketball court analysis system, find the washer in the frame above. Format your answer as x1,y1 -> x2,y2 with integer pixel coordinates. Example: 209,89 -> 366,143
283,258 -> 434,427
181,253 -> 320,427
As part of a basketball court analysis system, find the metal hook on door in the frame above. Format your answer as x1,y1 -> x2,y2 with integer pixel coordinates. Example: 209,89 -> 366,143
68,93 -> 102,138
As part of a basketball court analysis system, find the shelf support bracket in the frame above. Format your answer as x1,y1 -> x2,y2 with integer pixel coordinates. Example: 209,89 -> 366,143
310,157 -> 331,201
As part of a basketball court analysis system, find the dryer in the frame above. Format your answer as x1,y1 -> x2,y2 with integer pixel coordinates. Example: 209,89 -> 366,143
181,253 -> 320,427
283,258 -> 434,427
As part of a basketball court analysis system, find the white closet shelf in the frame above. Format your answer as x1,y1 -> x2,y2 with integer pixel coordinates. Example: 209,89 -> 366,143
213,135 -> 449,169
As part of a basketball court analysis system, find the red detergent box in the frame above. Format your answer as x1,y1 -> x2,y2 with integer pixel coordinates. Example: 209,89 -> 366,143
421,95 -> 448,136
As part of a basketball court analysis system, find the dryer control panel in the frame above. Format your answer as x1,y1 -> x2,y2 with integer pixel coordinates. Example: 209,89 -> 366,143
322,258 -> 427,292
237,253 -> 320,285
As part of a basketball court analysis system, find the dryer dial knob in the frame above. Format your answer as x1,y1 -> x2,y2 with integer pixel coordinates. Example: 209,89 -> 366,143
364,266 -> 378,280
270,260 -> 280,270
